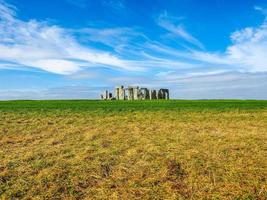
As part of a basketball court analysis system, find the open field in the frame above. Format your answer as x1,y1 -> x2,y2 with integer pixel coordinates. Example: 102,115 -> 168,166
0,100 -> 267,199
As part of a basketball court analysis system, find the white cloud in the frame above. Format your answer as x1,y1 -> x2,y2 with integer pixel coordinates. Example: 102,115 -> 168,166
155,15 -> 267,73
226,20 -> 267,72
154,8 -> 267,74
171,72 -> 267,99
157,11 -> 204,49
0,0 -> 15,21
1,1 -> 197,75
0,1 -> 144,74
230,28 -> 254,43
254,6 -> 267,15
102,0 -> 125,11
78,27 -> 146,51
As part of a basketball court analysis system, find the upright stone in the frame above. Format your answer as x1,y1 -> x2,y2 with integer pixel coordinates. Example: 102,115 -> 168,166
158,89 -> 169,100
133,86 -> 139,100
102,90 -> 109,100
102,86 -> 169,100
116,85 -> 125,100
128,87 -> 134,100
158,89 -> 163,99
108,92 -> 113,99
149,90 -> 157,99
119,86 -> 125,100
140,88 -> 149,100
115,86 -> 120,100
165,89 -> 169,99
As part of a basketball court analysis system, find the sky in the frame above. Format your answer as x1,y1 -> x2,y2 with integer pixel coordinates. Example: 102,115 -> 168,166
0,0 -> 267,100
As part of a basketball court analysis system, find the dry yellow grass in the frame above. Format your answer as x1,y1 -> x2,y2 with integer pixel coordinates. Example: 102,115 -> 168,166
0,101 -> 267,199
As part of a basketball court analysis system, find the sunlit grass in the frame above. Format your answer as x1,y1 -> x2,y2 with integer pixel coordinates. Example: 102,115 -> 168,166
0,100 -> 267,199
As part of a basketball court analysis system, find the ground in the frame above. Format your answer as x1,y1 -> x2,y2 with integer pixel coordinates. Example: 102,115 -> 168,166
0,100 -> 267,199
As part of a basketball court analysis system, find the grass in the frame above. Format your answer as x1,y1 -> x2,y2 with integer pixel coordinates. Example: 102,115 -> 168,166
1,99 -> 267,111
0,100 -> 267,199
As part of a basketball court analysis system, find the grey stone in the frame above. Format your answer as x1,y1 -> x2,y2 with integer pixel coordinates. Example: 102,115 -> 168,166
158,89 -> 169,100
140,88 -> 150,100
101,86 -> 169,100
149,90 -> 157,99
115,86 -> 125,100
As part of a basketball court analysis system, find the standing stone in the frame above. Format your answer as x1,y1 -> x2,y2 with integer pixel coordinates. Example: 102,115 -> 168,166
115,87 -> 120,100
119,86 -> 125,100
149,90 -> 157,99
140,88 -> 149,100
102,86 -> 169,100
108,92 -> 113,99
158,89 -> 163,99
115,86 -> 125,100
127,87 -> 134,100
133,86 -> 139,100
102,90 -> 109,100
158,89 -> 169,100
144,88 -> 150,99
165,89 -> 169,100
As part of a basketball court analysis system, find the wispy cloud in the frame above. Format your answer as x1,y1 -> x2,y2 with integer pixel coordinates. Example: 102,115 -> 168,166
254,5 -> 267,16
0,0 -> 16,21
0,1 -> 144,74
77,27 -> 146,53
102,0 -> 125,11
0,1 -> 196,75
2,1 -> 267,77
157,11 -> 204,49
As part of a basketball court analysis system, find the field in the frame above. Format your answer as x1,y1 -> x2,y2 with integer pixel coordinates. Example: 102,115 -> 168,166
0,100 -> 267,199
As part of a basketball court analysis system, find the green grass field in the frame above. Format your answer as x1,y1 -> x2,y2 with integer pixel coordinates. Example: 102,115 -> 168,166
0,100 -> 267,199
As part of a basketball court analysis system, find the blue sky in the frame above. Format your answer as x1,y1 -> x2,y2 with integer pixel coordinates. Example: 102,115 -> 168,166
0,0 -> 267,99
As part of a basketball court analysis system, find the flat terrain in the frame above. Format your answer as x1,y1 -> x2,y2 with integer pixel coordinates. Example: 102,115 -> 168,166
0,100 -> 267,199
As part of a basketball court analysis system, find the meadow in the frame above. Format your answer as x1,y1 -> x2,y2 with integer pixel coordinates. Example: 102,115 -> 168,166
0,100 -> 266,199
